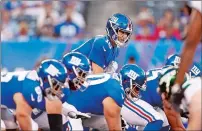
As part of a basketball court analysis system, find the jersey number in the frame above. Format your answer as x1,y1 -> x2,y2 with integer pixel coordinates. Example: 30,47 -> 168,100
1,71 -> 27,82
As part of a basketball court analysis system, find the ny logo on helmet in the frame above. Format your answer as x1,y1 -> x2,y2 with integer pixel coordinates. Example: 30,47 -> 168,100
45,64 -> 61,77
191,65 -> 200,76
110,16 -> 118,23
127,70 -> 139,80
69,56 -> 84,66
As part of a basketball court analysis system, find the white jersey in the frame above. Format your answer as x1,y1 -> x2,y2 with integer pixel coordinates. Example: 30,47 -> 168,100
189,1 -> 202,14
121,98 -> 164,127
183,77 -> 201,105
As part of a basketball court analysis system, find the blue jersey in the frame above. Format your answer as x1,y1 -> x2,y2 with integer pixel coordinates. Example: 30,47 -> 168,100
1,70 -> 46,110
140,68 -> 163,108
72,35 -> 119,69
65,73 -> 125,115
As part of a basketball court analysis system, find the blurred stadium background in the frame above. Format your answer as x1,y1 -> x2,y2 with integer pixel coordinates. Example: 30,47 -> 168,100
1,0 -> 201,72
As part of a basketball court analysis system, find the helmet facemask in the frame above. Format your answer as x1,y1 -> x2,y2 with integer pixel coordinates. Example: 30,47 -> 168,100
126,79 -> 146,101
43,75 -> 66,100
108,21 -> 132,47
71,66 -> 90,92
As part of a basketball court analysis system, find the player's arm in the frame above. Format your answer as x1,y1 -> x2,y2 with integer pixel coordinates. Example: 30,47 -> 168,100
91,62 -> 104,74
103,97 -> 122,130
175,8 -> 202,85
73,37 -> 105,74
161,93 -> 186,131
13,93 -> 33,130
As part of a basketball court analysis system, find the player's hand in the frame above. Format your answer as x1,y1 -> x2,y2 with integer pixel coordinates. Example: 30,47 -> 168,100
170,84 -> 185,112
62,102 -> 90,119
68,111 -> 91,119
76,112 -> 91,119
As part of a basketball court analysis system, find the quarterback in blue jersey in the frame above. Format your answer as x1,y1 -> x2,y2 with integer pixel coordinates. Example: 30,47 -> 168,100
62,54 -> 125,130
72,13 -> 133,74
1,59 -> 68,130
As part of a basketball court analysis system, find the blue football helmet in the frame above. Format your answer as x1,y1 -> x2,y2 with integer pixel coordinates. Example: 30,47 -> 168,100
62,52 -> 91,91
37,59 -> 67,100
120,64 -> 146,100
106,13 -> 133,47
165,54 -> 181,67
189,62 -> 201,78
165,54 -> 201,78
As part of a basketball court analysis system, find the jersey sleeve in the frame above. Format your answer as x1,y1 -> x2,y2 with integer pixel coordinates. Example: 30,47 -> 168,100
88,39 -> 105,68
22,80 -> 46,111
73,36 -> 106,68
106,79 -> 125,107
73,38 -> 95,55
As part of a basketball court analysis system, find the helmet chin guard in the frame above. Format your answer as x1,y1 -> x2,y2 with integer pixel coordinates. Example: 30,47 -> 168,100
71,66 -> 90,92
45,75 -> 65,100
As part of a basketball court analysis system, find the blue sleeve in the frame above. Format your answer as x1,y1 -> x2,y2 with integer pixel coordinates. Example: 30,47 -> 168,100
72,38 -> 94,55
74,37 -> 105,68
88,39 -> 105,68
107,80 -> 125,107
22,80 -> 46,111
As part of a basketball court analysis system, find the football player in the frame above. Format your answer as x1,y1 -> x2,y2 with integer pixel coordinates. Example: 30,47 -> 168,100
1,59 -> 68,131
159,67 -> 201,130
120,64 -> 165,131
30,52 -> 92,131
62,53 -> 126,130
171,3 -> 202,129
72,13 -> 133,74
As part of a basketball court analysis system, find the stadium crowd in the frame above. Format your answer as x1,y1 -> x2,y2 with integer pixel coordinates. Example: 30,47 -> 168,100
1,1 -> 190,42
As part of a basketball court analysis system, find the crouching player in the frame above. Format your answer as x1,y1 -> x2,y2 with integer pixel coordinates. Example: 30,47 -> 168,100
1,59 -> 68,131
